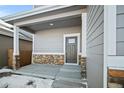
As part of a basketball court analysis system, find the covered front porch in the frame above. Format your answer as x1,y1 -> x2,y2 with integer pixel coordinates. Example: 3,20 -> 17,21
3,6 -> 87,68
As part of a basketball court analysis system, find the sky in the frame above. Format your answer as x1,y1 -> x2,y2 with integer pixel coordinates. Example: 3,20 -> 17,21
0,5 -> 32,17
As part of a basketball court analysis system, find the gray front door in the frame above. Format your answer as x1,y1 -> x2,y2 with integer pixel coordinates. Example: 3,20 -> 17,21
65,36 -> 77,64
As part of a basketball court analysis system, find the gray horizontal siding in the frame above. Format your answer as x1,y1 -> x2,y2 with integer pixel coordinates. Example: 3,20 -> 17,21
117,42 -> 124,55
34,26 -> 81,53
87,9 -> 104,39
116,5 -> 124,56
87,33 -> 104,49
86,54 -> 104,87
87,22 -> 104,44
87,6 -> 103,36
87,44 -> 103,55
86,5 -> 104,88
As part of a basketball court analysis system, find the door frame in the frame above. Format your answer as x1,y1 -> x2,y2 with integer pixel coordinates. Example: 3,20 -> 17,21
64,33 -> 80,65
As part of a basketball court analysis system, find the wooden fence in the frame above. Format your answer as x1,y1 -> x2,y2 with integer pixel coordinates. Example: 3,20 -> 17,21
8,48 -> 32,68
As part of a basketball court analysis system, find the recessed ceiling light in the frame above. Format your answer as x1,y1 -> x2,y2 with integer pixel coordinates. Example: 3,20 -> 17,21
49,23 -> 54,26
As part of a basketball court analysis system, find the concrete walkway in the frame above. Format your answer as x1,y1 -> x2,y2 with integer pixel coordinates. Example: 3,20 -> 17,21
14,64 -> 87,88
14,64 -> 62,79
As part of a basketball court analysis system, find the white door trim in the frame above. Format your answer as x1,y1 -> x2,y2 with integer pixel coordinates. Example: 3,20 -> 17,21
63,33 -> 80,65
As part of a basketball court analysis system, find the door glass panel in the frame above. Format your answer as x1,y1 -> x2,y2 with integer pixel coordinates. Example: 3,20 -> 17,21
68,38 -> 75,44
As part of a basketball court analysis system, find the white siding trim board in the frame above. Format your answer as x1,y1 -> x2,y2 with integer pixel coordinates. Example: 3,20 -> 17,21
104,5 -> 117,88
32,52 -> 64,55
109,66 -> 124,70
107,6 -> 116,56
32,52 -> 82,55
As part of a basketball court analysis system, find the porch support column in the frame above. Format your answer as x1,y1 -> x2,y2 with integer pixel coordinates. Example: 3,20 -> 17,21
13,26 -> 20,70
32,34 -> 35,64
81,13 -> 87,57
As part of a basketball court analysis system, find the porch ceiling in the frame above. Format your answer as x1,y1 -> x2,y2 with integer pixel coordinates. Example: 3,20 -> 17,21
20,16 -> 81,32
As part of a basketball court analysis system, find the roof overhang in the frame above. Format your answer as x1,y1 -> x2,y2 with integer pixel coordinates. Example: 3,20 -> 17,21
2,5 -> 83,22
2,5 -> 87,33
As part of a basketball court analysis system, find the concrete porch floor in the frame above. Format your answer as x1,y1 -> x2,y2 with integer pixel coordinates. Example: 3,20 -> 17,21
14,64 -> 87,88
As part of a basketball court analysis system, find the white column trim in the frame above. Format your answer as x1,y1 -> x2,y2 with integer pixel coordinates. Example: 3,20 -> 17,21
81,13 -> 87,57
13,26 -> 19,55
31,34 -> 35,64
104,5 -> 117,88
32,34 -> 35,53
107,6 -> 116,55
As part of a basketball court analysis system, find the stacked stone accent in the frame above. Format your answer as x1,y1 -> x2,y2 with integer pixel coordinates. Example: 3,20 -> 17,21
33,54 -> 64,65
79,55 -> 86,78
79,55 -> 86,65
12,55 -> 20,70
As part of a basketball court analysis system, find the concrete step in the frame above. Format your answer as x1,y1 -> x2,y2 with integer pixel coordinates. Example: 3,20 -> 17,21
52,80 -> 86,88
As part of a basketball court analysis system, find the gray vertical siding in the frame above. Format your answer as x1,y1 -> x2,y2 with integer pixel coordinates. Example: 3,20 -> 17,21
116,6 -> 124,56
86,5 -> 104,88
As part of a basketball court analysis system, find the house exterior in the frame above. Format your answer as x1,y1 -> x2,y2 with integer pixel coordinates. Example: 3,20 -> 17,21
1,5 -> 124,88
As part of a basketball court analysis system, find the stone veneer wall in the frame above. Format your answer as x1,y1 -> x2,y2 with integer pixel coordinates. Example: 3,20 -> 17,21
33,54 -> 86,66
33,54 -> 64,65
